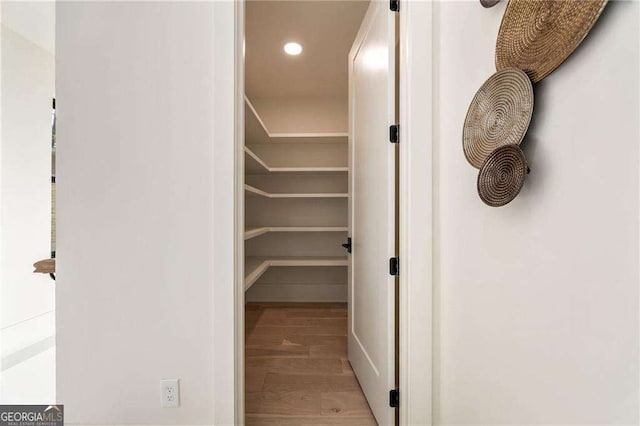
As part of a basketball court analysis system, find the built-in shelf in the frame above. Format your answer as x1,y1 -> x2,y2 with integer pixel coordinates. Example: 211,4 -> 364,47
269,166 -> 348,172
243,94 -> 350,301
244,256 -> 348,291
245,184 -> 348,199
244,226 -> 348,240
245,147 -> 348,174
245,146 -> 269,173
245,96 -> 348,145
245,227 -> 270,240
244,257 -> 271,291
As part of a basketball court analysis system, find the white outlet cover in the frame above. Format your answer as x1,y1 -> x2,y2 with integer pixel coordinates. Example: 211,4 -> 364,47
160,379 -> 180,407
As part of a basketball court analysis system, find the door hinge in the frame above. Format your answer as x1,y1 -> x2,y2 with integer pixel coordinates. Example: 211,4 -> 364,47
342,237 -> 352,254
390,389 -> 399,407
390,0 -> 400,12
389,124 -> 399,143
389,257 -> 399,276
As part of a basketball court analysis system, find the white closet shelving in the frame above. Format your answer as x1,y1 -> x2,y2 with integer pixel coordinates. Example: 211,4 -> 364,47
244,256 -> 348,291
244,97 -> 349,300
245,184 -> 347,199
245,147 -> 348,174
245,226 -> 348,240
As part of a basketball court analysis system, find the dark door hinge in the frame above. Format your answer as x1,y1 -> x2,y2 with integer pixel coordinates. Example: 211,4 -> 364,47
389,257 -> 399,276
390,0 -> 400,12
390,389 -> 399,407
389,124 -> 399,143
342,237 -> 352,254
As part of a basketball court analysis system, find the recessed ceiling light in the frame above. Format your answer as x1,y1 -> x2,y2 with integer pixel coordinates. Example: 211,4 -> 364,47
284,42 -> 303,56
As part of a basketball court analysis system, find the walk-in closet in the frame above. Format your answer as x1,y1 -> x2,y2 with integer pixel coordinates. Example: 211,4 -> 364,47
243,1 -> 397,424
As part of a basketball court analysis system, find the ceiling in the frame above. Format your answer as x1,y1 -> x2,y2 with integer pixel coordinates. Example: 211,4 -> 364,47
0,1 -> 55,54
245,0 -> 369,100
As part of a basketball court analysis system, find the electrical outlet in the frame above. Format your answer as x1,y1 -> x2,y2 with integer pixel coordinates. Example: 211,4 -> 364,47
160,379 -> 180,407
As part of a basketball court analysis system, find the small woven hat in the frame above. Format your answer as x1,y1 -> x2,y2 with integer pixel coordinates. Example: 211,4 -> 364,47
496,0 -> 608,83
477,144 -> 528,207
463,68 -> 533,169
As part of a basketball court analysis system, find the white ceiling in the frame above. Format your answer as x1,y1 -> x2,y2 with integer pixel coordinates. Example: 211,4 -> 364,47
0,1 -> 55,54
245,0 -> 369,100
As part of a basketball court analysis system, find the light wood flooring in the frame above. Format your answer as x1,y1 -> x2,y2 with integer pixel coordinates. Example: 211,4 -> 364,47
245,302 -> 377,426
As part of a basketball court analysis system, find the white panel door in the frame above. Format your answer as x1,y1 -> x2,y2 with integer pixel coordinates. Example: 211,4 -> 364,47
348,2 -> 396,425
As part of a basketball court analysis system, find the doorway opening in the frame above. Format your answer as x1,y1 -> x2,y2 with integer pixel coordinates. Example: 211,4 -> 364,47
242,1 -> 398,425
0,1 -> 56,404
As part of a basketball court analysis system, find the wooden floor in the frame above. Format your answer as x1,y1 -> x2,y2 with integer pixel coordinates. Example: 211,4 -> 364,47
245,303 -> 377,426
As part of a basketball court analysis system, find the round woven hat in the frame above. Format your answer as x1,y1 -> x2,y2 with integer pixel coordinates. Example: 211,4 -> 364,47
477,144 -> 528,207
496,0 -> 608,83
463,68 -> 533,169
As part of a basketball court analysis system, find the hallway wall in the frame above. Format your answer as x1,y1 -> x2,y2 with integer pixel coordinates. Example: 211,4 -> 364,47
56,2 -> 236,424
432,1 -> 639,424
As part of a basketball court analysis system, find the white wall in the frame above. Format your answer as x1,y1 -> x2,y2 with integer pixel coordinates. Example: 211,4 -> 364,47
0,7 -> 55,403
56,2 -> 237,424
0,1 -> 55,54
432,1 -> 639,424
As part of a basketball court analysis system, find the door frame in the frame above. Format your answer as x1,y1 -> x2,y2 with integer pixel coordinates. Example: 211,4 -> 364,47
398,1 -> 434,424
228,1 -> 434,425
233,0 -> 246,423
